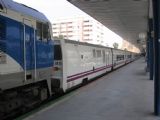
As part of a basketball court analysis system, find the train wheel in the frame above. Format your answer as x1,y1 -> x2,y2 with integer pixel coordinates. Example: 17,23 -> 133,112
39,88 -> 48,101
82,78 -> 88,85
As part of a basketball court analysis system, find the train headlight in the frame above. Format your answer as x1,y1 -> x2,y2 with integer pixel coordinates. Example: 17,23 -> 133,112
53,67 -> 60,71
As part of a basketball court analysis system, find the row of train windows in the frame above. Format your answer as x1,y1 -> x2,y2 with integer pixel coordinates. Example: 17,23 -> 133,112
116,55 -> 132,61
93,49 -> 101,58
127,55 -> 132,58
116,55 -> 124,61
93,49 -> 108,58
0,21 -> 51,41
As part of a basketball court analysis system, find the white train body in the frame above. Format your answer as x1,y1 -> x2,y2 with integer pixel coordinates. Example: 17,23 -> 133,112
53,39 -> 136,92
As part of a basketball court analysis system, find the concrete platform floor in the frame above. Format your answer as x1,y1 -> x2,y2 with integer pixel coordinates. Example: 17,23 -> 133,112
24,58 -> 159,120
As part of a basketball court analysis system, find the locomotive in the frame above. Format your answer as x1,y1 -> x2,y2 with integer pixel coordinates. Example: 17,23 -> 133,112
0,0 -> 54,116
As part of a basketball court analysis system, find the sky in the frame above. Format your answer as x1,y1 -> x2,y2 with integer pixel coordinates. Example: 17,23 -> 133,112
13,0 -> 123,47
13,0 -> 90,21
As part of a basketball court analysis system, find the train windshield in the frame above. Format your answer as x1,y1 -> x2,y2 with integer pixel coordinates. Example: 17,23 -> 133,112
54,45 -> 62,60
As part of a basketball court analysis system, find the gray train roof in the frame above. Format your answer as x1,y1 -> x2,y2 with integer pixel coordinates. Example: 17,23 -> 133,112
55,39 -> 134,53
1,0 -> 49,22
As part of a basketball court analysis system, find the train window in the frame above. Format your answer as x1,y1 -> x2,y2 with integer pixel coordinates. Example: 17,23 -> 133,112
103,50 -> 105,63
0,20 -> 6,64
97,50 -> 101,58
0,21 -> 5,40
127,55 -> 131,58
81,55 -> 84,59
0,4 -> 3,10
93,49 -> 96,58
36,22 -> 51,41
43,24 -> 50,41
36,22 -> 43,40
116,55 -> 124,61
54,45 -> 62,60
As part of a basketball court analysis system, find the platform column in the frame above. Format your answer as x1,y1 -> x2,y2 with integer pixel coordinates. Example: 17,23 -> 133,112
152,0 -> 160,116
149,19 -> 154,80
146,32 -> 150,72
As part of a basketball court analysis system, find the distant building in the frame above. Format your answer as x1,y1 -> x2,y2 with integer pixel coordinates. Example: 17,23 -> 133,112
121,40 -> 140,53
52,17 -> 106,46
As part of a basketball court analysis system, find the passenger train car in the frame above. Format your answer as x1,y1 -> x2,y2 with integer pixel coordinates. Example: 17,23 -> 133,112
52,39 -> 137,93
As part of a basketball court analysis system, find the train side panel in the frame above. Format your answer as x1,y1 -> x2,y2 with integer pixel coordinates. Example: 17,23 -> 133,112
0,1 -> 54,116
57,40 -> 112,92
112,49 -> 126,69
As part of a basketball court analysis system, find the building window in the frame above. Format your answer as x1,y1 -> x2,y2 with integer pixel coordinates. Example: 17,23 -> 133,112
84,29 -> 92,32
83,25 -> 92,27
84,34 -> 89,36
84,20 -> 89,22
68,26 -> 73,28
68,35 -> 73,37
68,22 -> 72,24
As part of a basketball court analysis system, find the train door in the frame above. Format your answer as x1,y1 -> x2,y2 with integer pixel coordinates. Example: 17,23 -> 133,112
23,19 -> 36,81
53,43 -> 63,84
106,49 -> 110,66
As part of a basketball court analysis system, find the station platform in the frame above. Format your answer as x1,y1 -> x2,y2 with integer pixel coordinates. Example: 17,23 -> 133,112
23,58 -> 158,120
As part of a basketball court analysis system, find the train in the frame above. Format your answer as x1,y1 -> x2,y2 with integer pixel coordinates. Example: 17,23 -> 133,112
0,0 -> 139,118
52,39 -> 137,93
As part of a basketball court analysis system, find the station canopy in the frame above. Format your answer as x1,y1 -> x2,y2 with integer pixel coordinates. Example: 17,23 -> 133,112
68,0 -> 149,50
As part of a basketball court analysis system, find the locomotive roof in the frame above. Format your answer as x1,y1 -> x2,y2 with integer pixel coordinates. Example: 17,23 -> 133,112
1,0 -> 49,22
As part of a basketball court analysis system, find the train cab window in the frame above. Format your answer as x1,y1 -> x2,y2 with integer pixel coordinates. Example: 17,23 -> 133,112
54,45 -> 62,60
36,22 -> 51,42
0,20 -> 6,64
0,2 -> 6,13
43,24 -> 50,41
0,20 -> 6,40
36,22 -> 42,40
0,3 -> 3,10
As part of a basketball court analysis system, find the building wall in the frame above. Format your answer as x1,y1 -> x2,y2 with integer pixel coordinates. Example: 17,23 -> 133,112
52,17 -> 106,46
52,17 -> 140,53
